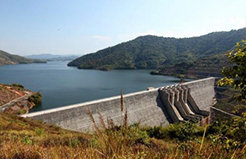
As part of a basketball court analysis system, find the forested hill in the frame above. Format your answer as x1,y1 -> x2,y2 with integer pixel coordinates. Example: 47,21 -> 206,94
153,54 -> 230,78
68,28 -> 246,70
0,50 -> 46,66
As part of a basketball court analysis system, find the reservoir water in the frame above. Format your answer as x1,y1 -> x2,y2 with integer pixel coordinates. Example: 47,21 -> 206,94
0,61 -> 182,112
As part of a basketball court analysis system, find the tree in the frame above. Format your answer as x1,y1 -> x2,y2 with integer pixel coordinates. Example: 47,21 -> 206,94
217,40 -> 246,102
28,92 -> 42,104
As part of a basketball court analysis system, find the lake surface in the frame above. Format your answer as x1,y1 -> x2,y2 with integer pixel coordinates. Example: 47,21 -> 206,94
0,61 -> 183,112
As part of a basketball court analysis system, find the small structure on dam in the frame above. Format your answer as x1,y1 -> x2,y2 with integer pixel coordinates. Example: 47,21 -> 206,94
22,77 -> 216,132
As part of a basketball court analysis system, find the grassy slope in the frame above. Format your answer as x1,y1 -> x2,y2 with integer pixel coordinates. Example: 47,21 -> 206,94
0,50 -> 46,65
0,112 -> 245,158
68,28 -> 246,71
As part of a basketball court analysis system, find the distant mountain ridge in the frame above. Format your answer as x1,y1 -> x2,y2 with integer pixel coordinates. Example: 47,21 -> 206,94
26,54 -> 79,61
0,50 -> 46,66
68,28 -> 246,71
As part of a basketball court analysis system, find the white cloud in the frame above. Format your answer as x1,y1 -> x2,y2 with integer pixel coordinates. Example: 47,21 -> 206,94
90,35 -> 111,41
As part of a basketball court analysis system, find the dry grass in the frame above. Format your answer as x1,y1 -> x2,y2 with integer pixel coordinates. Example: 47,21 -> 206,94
1,88 -> 246,159
0,112 -> 245,158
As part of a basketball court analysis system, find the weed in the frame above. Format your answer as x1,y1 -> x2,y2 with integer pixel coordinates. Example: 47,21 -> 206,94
17,109 -> 27,115
22,136 -> 32,145
35,128 -> 45,136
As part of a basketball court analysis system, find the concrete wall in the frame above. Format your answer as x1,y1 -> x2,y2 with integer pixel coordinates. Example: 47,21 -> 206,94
22,77 -> 215,132
22,89 -> 171,132
183,78 -> 215,112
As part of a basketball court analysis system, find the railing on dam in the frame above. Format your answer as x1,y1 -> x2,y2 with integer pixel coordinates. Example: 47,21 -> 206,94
22,77 -> 216,132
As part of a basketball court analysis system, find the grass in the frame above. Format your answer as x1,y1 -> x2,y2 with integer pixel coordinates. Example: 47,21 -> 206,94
0,111 -> 245,159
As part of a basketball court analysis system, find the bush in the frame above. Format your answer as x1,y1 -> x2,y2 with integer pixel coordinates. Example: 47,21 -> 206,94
35,128 -> 45,136
28,92 -> 42,104
144,125 -> 167,139
145,122 -> 204,141
11,83 -> 24,89
231,105 -> 246,116
22,136 -> 32,145
207,114 -> 246,144
17,109 -> 27,115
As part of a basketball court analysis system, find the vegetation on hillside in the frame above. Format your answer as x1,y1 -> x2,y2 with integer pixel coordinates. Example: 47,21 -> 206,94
155,54 -> 229,78
0,111 -> 245,158
28,92 -> 42,105
213,40 -> 246,117
0,50 -> 46,66
214,87 -> 246,116
218,40 -> 246,102
68,28 -> 246,71
11,83 -> 25,89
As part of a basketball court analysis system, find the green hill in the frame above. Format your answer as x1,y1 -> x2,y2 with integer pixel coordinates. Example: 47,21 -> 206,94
153,54 -> 230,78
68,28 -> 246,70
0,50 -> 46,65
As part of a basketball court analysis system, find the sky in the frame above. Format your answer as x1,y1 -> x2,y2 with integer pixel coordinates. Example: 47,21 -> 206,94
0,0 -> 246,56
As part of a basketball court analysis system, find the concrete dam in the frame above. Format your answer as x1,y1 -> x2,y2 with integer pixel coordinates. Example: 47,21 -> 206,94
22,77 -> 215,132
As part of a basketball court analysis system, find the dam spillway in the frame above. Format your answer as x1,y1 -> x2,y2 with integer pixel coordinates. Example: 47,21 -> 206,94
22,77 -> 215,132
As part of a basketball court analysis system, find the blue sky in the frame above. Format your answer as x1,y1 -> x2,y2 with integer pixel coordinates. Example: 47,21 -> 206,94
0,0 -> 245,55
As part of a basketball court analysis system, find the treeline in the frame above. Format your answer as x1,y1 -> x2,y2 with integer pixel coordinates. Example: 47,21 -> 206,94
68,28 -> 246,71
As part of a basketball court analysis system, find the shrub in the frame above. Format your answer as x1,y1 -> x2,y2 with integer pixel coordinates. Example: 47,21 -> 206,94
208,114 -> 246,144
127,124 -> 150,145
17,109 -> 27,115
22,136 -> 32,145
35,128 -> 45,136
144,125 -> 167,139
28,92 -> 42,104
231,105 -> 246,116
145,122 -> 204,141
11,83 -> 24,89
